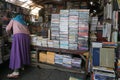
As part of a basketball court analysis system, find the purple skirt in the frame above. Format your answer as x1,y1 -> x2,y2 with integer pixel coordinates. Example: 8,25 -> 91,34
9,33 -> 30,70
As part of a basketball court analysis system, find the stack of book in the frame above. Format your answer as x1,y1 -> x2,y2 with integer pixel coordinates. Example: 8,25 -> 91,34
92,42 -> 115,68
36,36 -> 42,46
71,57 -> 82,68
48,40 -> 53,47
90,17 -> 98,31
93,71 -> 115,80
55,54 -> 63,65
51,14 -> 60,40
60,10 -> 69,49
62,55 -> 72,68
92,67 -> 115,80
78,9 -> 89,50
41,38 -> 48,47
68,9 -> 78,50
53,40 -> 59,48
91,42 -> 116,80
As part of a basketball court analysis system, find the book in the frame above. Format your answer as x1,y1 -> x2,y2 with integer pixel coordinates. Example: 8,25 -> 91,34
100,48 -> 115,68
92,48 -> 100,66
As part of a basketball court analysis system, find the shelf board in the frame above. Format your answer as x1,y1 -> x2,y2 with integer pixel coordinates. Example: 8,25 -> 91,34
33,46 -> 88,55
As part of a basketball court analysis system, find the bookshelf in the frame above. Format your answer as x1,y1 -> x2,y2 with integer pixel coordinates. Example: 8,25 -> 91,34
89,0 -> 119,79
30,9 -> 90,79
32,46 -> 88,72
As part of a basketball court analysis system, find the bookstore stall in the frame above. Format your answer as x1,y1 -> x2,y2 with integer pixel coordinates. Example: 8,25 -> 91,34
1,0 -> 120,80
30,0 -> 120,80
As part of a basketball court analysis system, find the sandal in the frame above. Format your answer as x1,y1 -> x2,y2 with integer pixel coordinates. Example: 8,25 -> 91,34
7,72 -> 19,78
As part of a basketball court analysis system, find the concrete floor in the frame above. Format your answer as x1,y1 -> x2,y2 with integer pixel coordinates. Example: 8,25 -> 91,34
0,61 -> 88,80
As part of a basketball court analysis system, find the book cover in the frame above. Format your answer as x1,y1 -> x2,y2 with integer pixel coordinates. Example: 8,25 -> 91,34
100,48 -> 115,68
92,48 -> 100,66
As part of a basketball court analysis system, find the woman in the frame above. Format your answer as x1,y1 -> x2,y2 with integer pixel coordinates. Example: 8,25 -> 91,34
6,14 -> 30,78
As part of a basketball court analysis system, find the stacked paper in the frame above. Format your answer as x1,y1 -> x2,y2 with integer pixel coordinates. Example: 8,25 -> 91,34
47,52 -> 56,64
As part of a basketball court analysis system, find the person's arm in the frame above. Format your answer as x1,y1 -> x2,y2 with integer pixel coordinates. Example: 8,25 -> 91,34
6,20 -> 13,34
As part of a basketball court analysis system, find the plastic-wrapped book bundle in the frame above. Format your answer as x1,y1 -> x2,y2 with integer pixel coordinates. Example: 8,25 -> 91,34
46,52 -> 56,64
62,55 -> 72,68
39,52 -> 47,63
71,58 -> 82,68
55,54 -> 63,65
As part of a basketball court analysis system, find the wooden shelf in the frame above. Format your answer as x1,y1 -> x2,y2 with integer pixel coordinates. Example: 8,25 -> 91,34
32,46 -> 88,55
31,45 -> 89,75
37,62 -> 86,74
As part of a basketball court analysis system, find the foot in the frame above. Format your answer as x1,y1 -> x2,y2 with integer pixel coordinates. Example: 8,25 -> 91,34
7,72 -> 19,78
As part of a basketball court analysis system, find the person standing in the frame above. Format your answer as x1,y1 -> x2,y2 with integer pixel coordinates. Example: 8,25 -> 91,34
6,13 -> 30,78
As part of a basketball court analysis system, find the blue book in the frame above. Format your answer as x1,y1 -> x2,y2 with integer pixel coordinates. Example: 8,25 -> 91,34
92,48 -> 100,66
